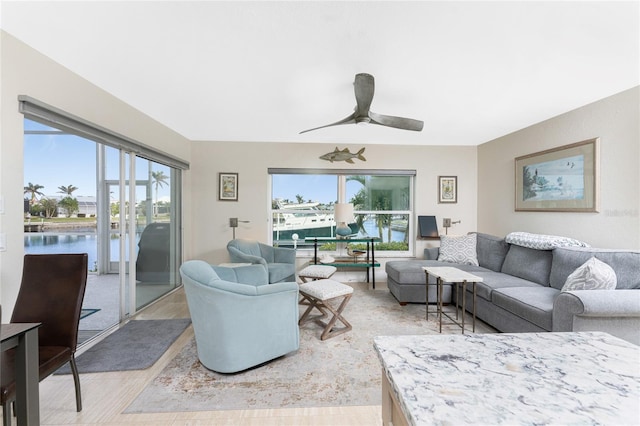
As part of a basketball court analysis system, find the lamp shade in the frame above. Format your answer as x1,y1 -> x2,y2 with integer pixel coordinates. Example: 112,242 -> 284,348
334,203 -> 354,224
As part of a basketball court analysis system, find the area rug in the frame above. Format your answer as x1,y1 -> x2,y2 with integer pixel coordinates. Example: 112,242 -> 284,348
126,284 -> 475,413
57,318 -> 191,374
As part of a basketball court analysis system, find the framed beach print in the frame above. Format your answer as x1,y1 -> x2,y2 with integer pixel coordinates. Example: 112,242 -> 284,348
438,176 -> 457,203
218,172 -> 238,201
515,138 -> 599,212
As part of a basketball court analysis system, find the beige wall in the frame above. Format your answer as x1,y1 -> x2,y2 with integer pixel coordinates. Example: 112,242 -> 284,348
0,32 -> 192,319
188,141 -> 478,274
478,86 -> 640,249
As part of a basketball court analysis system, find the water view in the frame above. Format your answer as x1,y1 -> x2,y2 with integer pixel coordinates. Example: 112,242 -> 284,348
24,232 -> 138,271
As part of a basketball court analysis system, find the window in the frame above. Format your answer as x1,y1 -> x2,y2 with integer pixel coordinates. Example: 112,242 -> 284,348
270,169 -> 415,255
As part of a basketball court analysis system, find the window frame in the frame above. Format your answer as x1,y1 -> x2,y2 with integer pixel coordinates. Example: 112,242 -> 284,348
269,168 -> 416,257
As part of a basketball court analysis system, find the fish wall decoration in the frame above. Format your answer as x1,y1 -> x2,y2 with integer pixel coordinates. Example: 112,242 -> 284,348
320,147 -> 366,163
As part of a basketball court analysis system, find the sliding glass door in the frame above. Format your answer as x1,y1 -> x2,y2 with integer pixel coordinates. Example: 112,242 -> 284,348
23,118 -> 183,344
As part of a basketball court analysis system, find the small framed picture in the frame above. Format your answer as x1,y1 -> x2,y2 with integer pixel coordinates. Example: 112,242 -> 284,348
438,176 -> 457,203
218,172 -> 238,201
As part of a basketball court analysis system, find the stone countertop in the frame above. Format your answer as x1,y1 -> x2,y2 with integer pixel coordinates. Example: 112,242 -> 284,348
374,332 -> 640,425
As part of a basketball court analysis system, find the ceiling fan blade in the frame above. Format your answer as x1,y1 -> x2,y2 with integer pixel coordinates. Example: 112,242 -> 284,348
368,111 -> 424,132
299,113 -> 357,134
354,73 -> 374,116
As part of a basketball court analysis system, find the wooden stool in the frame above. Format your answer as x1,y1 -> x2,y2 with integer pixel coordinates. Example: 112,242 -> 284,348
298,279 -> 353,340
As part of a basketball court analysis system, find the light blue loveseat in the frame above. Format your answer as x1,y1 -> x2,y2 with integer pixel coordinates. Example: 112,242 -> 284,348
179,260 -> 300,373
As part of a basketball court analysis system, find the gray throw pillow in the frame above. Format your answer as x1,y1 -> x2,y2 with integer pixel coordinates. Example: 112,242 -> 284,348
561,257 -> 617,291
438,234 -> 479,266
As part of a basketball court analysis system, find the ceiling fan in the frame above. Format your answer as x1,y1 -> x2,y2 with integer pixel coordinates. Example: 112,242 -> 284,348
300,73 -> 424,134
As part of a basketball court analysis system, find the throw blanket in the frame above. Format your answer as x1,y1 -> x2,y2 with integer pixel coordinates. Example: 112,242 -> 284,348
505,232 -> 590,250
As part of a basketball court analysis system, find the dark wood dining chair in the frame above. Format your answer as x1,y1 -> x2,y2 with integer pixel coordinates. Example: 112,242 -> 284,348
1,253 -> 88,425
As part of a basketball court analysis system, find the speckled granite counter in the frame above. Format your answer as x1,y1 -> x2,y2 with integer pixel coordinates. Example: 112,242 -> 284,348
374,332 -> 640,426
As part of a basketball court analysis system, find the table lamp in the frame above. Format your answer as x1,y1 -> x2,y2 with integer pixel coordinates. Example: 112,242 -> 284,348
334,203 -> 354,237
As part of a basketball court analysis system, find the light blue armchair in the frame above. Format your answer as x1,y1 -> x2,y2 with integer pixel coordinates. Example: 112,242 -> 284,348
227,239 -> 296,283
179,260 -> 300,373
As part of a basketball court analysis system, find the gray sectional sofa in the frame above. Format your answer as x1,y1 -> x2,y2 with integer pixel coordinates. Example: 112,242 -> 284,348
385,233 -> 640,345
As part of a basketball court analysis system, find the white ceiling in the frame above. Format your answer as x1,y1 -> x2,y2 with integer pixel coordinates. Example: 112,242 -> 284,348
1,1 -> 638,146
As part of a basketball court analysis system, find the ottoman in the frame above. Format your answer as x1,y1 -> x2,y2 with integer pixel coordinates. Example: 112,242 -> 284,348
298,279 -> 353,340
298,264 -> 337,282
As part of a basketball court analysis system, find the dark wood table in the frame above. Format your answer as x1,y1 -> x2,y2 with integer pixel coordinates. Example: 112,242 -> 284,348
1,323 -> 41,425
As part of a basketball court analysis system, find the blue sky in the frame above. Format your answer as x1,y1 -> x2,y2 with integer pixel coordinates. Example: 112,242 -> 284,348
272,174 -> 337,204
24,119 -> 172,201
24,128 -> 97,197
24,119 -> 361,206
272,174 -> 363,205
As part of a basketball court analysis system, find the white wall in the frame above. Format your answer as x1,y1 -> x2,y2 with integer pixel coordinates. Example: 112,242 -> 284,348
187,141 -> 478,279
0,32 -> 192,320
478,86 -> 640,249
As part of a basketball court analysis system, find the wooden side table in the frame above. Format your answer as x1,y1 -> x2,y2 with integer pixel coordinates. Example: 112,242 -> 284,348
423,266 -> 482,333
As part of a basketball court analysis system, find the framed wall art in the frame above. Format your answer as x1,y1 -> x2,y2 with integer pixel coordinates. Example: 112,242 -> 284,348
515,138 -> 599,212
218,172 -> 239,201
438,176 -> 457,203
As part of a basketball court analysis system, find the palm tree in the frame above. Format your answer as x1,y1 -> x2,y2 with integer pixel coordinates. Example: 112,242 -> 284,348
24,182 -> 45,206
40,198 -> 58,218
57,184 -> 78,196
151,170 -> 169,216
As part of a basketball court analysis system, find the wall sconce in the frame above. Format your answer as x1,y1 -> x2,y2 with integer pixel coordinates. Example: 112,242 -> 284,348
442,218 -> 461,235
229,217 -> 250,239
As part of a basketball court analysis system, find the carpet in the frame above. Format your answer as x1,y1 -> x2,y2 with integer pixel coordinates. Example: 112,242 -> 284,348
126,284 -> 484,413
57,318 -> 191,374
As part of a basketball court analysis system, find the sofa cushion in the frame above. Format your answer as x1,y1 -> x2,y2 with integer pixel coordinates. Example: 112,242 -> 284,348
386,260 -> 441,285
550,247 -> 640,290
474,233 -> 510,272
386,260 -> 488,286
438,234 -> 479,266
424,247 -> 440,260
501,245 -> 552,286
463,270 -> 543,301
491,286 -> 559,331
561,257 -> 617,291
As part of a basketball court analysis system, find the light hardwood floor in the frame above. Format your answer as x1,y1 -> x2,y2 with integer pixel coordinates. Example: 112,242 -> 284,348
21,287 -> 384,426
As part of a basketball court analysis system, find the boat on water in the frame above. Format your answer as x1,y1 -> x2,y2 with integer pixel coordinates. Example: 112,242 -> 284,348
272,201 -> 357,241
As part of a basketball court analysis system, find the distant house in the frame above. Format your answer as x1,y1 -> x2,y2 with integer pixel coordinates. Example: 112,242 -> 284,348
45,195 -> 97,217
75,196 -> 97,217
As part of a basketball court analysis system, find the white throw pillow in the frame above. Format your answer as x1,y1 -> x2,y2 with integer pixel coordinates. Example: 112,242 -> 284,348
561,257 -> 617,291
437,234 -> 479,266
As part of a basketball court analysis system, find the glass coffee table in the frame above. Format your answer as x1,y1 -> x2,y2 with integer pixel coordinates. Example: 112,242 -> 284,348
423,266 -> 482,333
